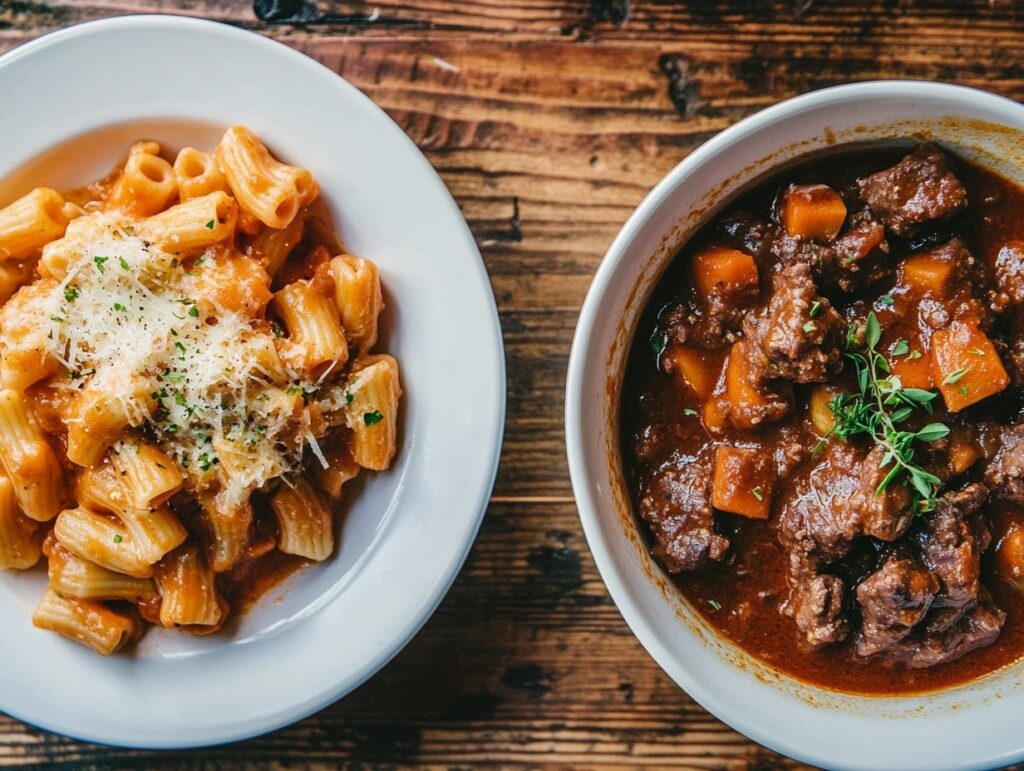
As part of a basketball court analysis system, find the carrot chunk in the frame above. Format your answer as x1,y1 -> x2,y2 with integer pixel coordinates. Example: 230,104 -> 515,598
891,349 -> 933,390
711,445 -> 772,519
692,247 -> 759,300
930,321 -> 1009,412
781,184 -> 847,241
948,430 -> 981,475
702,396 -> 729,435
663,346 -> 719,397
903,255 -> 955,297
808,386 -> 838,436
725,341 -> 790,429
997,522 -> 1024,592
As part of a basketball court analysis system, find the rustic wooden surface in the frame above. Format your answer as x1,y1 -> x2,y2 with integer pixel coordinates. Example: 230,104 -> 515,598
3,0 -> 1024,767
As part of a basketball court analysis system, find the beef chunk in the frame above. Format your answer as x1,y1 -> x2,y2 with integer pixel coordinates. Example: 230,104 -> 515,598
855,555 -> 939,657
790,574 -> 850,647
777,441 -> 865,646
778,440 -> 865,565
894,590 -> 1006,669
913,483 -> 991,609
662,300 -> 742,351
742,263 -> 844,384
717,211 -> 771,258
985,424 -> 1024,506
995,241 -> 1024,306
727,338 -> 794,429
770,209 -> 892,293
848,445 -> 914,542
858,145 -> 968,237
639,455 -> 729,573
920,237 -> 977,282
825,210 -> 892,291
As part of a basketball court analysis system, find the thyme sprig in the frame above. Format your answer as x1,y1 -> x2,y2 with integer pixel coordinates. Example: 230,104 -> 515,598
814,312 -> 948,512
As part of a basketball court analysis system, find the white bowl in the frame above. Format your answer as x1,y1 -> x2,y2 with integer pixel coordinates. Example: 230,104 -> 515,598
0,16 -> 505,748
566,81 -> 1024,771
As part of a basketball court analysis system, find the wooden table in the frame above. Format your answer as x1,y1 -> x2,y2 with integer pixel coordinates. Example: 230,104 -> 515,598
2,1 -> 1023,767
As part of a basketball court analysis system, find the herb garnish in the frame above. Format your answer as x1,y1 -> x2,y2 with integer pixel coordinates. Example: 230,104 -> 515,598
649,326 -> 666,359
682,408 -> 698,416
205,220 -> 215,230
751,486 -> 764,501
816,312 -> 947,512
64,286 -> 79,303
707,599 -> 722,611
94,255 -> 109,273
942,368 -> 968,385
809,301 -> 822,318
363,410 -> 384,426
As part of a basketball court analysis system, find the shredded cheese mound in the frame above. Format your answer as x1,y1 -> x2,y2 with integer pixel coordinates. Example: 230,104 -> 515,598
41,217 -> 321,508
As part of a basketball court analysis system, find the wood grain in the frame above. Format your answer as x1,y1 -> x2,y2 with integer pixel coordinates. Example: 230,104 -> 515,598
3,0 -> 1024,767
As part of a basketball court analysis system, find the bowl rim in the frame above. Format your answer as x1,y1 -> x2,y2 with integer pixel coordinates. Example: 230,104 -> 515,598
0,14 -> 506,748
566,80 -> 1024,770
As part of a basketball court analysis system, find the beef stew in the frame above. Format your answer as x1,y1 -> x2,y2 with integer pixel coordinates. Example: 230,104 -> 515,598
621,143 -> 1024,694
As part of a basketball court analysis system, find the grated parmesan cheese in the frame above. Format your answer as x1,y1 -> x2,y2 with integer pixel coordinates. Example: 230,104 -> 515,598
38,218 -> 324,508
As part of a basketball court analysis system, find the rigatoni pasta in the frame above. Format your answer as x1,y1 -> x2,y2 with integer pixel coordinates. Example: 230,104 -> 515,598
32,588 -> 139,656
0,473 -> 41,570
0,187 -> 69,261
0,127 -> 402,654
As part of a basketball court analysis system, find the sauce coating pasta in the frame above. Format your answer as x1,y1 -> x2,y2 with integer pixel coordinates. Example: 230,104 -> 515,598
0,127 -> 402,654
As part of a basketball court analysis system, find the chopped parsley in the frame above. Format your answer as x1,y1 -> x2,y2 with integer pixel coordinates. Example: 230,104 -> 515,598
880,295 -> 895,307
118,256 -> 131,270
113,534 -> 123,544
649,326 -> 666,358
363,410 -> 384,426
188,305 -> 200,318
113,302 -> 127,313
64,286 -> 79,303
942,368 -> 969,385
205,220 -> 215,230
94,255 -> 109,273
345,390 -> 355,405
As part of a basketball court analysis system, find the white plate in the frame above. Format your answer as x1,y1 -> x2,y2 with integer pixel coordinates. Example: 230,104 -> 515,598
0,16 -> 505,748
